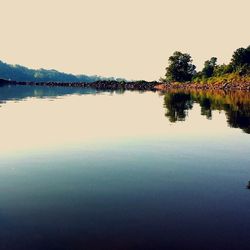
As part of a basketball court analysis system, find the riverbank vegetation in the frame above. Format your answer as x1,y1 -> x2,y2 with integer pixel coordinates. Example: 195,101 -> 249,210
163,45 -> 250,86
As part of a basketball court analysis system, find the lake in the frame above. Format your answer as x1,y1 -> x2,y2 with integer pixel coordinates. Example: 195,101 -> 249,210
0,85 -> 250,250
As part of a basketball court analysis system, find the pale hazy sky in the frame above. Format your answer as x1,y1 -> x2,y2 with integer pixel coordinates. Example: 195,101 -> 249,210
1,0 -> 249,81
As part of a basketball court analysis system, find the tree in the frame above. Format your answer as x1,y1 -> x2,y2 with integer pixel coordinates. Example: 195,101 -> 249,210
202,57 -> 217,78
213,63 -> 233,76
231,46 -> 250,69
165,51 -> 196,82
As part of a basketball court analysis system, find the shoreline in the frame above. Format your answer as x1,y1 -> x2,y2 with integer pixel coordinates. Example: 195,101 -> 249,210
155,80 -> 250,91
1,78 -> 250,92
0,79 -> 158,91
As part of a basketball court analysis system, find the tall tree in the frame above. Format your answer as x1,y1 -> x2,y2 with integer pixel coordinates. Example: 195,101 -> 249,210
165,51 -> 196,82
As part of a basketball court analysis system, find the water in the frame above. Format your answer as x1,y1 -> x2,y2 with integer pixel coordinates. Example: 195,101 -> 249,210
0,85 -> 250,250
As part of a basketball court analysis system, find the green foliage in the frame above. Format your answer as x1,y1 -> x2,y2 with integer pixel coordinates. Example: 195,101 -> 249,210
213,64 -> 233,76
202,57 -> 217,78
231,46 -> 250,69
165,51 -> 196,83
164,45 -> 250,84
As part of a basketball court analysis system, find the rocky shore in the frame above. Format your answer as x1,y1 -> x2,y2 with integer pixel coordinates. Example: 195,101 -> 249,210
1,78 -> 250,91
155,81 -> 250,91
0,78 -> 158,91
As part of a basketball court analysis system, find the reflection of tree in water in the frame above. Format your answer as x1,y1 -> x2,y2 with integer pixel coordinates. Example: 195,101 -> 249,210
198,97 -> 212,119
225,103 -> 250,134
164,90 -> 250,134
164,93 -> 193,122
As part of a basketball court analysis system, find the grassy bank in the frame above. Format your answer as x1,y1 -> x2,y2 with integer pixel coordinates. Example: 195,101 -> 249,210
192,72 -> 250,85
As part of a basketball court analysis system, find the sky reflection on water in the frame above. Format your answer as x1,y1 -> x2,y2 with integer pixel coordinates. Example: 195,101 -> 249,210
0,85 -> 249,250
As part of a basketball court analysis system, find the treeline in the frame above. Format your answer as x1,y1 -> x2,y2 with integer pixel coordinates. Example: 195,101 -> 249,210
0,60 -> 126,83
163,45 -> 250,83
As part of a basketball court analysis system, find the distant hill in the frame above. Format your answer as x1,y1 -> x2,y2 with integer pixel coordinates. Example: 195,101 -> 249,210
0,60 -> 126,83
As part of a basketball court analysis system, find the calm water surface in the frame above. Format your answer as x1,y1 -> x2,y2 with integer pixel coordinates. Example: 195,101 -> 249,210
0,85 -> 250,250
